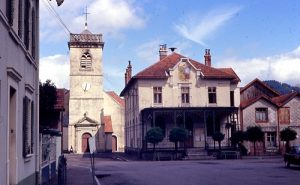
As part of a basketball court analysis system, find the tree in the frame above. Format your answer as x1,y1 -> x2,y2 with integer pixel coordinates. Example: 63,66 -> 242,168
246,126 -> 264,156
169,127 -> 188,152
280,127 -> 297,153
145,127 -> 164,152
39,80 -> 59,129
212,132 -> 225,151
230,131 -> 246,146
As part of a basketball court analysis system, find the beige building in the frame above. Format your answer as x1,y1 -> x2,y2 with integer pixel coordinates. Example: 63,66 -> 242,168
120,45 -> 240,156
67,27 -> 124,153
241,79 -> 300,155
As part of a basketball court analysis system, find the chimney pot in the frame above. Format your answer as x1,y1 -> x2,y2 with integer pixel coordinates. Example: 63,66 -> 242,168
204,49 -> 211,67
159,44 -> 168,60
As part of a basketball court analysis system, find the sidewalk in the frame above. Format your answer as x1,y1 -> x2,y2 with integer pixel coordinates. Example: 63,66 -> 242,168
66,164 -> 95,185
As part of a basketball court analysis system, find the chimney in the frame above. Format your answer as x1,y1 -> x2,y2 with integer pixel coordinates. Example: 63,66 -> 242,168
159,44 -> 168,60
125,61 -> 132,85
204,49 -> 211,67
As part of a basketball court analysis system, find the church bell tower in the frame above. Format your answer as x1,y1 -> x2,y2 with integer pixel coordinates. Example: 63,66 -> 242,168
68,25 -> 105,153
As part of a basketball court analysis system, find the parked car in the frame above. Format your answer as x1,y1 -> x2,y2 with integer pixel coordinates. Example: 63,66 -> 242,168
284,145 -> 300,167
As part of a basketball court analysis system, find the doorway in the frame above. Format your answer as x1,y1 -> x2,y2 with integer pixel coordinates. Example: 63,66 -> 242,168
112,135 -> 117,152
82,133 -> 92,153
9,87 -> 17,185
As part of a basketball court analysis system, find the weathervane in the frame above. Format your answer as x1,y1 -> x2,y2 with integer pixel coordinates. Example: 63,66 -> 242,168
83,6 -> 90,30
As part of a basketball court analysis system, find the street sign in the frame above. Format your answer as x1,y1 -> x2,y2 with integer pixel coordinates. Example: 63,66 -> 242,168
88,136 -> 96,154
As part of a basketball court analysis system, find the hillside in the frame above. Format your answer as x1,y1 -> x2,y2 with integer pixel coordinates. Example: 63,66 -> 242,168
263,80 -> 300,95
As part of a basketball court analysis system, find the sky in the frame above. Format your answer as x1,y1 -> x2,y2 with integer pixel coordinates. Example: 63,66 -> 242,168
40,0 -> 300,94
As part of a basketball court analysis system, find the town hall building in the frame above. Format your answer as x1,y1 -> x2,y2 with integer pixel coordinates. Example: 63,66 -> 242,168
66,25 -> 124,153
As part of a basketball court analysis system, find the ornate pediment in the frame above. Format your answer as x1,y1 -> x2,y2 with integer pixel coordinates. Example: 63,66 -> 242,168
72,114 -> 100,127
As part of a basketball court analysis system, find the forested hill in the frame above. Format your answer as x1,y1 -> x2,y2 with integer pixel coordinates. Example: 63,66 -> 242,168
263,80 -> 300,95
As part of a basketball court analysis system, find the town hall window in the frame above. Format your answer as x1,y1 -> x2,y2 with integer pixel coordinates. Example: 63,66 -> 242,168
208,87 -> 217,104
255,108 -> 268,122
153,87 -> 162,104
181,86 -> 190,104
80,51 -> 92,70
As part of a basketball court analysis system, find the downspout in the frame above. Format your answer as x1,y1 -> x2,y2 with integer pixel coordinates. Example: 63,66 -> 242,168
36,1 -> 40,184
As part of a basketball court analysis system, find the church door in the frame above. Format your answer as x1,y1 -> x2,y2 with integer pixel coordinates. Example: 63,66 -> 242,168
112,136 -> 117,152
82,133 -> 92,153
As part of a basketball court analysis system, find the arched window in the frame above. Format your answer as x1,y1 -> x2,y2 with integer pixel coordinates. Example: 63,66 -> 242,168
80,51 -> 92,70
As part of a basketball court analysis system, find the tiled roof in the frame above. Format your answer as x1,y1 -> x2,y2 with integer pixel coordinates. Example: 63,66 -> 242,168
101,115 -> 113,133
272,92 -> 299,107
240,94 -> 277,109
240,78 -> 280,95
106,91 -> 125,107
120,52 -> 239,96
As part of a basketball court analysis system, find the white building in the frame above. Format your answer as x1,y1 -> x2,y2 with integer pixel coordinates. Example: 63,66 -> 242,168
0,1 -> 39,184
120,45 -> 241,157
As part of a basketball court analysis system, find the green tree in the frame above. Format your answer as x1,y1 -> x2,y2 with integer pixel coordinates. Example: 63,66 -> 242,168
280,127 -> 297,152
212,132 -> 225,151
246,126 -> 264,156
230,131 -> 246,147
145,127 -> 164,151
169,127 -> 188,152
39,80 -> 59,129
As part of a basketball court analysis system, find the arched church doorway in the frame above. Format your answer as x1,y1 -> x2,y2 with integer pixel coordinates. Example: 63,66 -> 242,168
112,135 -> 117,152
82,133 -> 92,153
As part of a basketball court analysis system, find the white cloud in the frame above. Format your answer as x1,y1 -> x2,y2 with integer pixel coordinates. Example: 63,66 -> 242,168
136,40 -> 161,64
174,6 -> 241,46
40,55 -> 70,88
217,46 -> 300,86
40,0 -> 146,42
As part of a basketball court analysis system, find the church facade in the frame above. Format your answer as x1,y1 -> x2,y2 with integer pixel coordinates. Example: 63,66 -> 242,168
67,28 -> 124,153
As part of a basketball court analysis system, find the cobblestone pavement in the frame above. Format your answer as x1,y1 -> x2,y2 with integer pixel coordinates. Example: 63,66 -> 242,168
95,158 -> 300,185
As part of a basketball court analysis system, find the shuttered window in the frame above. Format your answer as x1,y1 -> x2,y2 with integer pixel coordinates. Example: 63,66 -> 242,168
80,51 -> 92,70
23,96 -> 34,157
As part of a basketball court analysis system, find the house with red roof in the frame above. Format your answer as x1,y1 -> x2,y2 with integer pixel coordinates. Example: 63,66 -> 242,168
240,78 -> 300,155
120,45 -> 241,158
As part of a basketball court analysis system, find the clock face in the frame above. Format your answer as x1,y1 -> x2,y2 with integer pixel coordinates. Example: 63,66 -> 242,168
82,82 -> 91,91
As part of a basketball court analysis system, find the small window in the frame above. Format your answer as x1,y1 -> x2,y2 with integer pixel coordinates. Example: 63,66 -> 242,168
208,87 -> 217,104
18,0 -> 23,38
153,87 -> 162,104
23,96 -> 34,157
181,87 -> 190,104
31,9 -> 36,58
279,107 -> 290,124
80,51 -> 92,70
24,0 -> 30,49
255,108 -> 268,122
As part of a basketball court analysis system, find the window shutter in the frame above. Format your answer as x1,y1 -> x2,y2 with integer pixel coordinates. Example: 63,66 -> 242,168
31,101 -> 34,153
23,96 -> 28,157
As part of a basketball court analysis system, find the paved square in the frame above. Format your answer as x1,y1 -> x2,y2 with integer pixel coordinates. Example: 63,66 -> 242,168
95,158 -> 300,185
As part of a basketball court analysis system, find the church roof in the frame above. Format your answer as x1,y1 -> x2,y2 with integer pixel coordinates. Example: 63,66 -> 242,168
68,28 -> 104,48
106,91 -> 125,107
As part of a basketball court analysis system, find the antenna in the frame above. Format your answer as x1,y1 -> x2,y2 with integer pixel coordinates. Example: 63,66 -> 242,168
83,6 -> 90,29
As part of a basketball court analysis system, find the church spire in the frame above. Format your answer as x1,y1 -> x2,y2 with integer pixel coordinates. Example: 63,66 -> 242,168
84,6 -> 90,30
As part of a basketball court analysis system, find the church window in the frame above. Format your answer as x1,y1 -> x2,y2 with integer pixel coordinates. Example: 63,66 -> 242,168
23,96 -> 34,157
80,51 -> 92,70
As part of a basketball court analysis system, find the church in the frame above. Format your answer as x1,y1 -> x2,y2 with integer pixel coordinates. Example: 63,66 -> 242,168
66,23 -> 125,153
